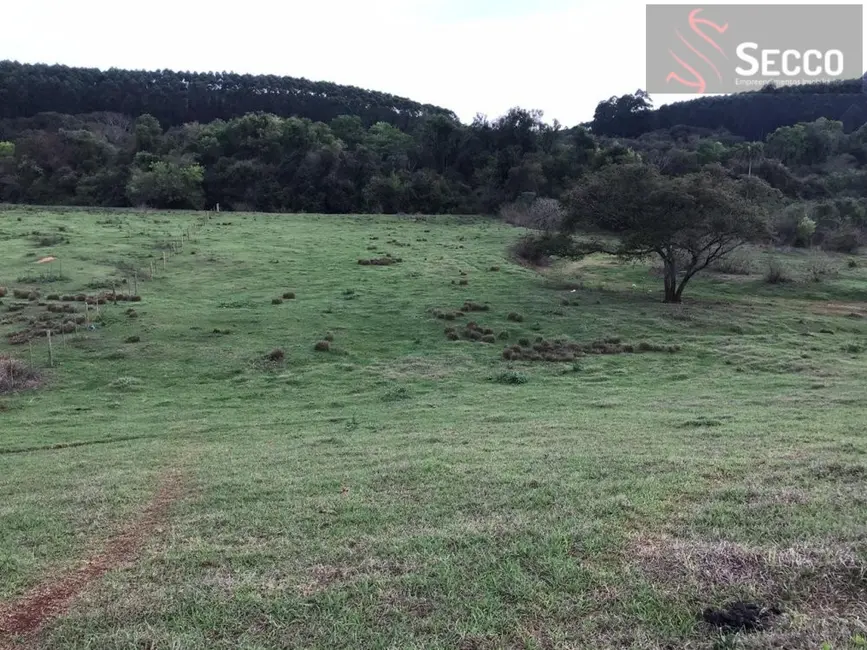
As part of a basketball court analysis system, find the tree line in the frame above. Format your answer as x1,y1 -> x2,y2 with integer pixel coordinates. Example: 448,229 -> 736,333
0,61 -> 455,130
591,81 -> 867,141
0,107 -> 599,214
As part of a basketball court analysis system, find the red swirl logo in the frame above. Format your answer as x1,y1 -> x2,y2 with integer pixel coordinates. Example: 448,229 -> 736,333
666,9 -> 729,93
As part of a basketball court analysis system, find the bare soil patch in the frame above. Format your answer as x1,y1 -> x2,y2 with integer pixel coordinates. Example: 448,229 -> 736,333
0,469 -> 186,644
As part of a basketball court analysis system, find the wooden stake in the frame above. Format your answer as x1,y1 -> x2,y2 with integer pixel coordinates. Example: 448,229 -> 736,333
47,330 -> 54,367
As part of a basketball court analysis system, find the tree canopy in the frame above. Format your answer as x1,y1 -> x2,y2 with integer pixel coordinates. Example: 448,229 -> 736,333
562,164 -> 777,302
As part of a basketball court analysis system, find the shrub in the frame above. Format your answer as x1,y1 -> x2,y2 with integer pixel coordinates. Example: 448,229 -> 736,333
13,289 -> 30,299
0,356 -> 41,394
764,259 -> 792,284
283,292 -> 296,300
848,258 -> 859,269
125,336 -> 141,344
507,312 -> 524,322
324,332 -> 335,342
823,227 -> 862,254
314,340 -> 331,352
46,294 -> 60,301
489,266 -> 500,272
500,197 -> 565,231
805,256 -> 840,283
711,248 -> 756,275
458,279 -> 468,286
0,287 -> 7,298
481,334 -> 496,343
462,301 -> 489,312
272,297 -> 283,305
518,337 -> 530,346
498,331 -> 510,340
493,371 -> 528,385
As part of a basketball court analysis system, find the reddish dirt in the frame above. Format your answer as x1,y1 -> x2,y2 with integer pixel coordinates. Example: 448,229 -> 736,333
0,470 -> 185,646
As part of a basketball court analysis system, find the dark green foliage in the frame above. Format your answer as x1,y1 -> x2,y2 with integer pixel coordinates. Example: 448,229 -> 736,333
314,340 -> 331,352
591,83 -> 867,141
0,61 -> 453,129
493,371 -> 528,385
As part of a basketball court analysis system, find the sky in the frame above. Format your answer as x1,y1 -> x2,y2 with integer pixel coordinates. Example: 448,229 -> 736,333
3,0 -> 865,127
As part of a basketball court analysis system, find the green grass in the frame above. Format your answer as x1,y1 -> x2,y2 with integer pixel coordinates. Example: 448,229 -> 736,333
1,206 -> 866,649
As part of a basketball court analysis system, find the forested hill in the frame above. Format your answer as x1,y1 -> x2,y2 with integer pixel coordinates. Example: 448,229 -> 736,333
0,61 -> 456,130
592,80 -> 867,140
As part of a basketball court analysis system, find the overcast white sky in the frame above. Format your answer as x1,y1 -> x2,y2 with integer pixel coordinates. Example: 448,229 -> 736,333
3,0 -> 865,127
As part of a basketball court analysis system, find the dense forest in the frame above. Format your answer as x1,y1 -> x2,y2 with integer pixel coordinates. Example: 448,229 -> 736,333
0,61 -> 455,129
591,80 -> 867,140
1,61 -> 866,252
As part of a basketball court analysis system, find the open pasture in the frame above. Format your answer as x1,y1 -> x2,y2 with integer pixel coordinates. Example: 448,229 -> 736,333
1,207 -> 866,649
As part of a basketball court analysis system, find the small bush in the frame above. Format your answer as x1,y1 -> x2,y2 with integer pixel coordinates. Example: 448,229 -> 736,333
125,335 -> 141,344
481,334 -> 496,343
489,266 -> 500,272
805,256 -> 840,283
314,340 -> 331,352
711,248 -> 756,275
324,332 -> 335,342
283,291 -> 296,299
848,258 -> 859,269
507,312 -> 524,322
0,287 -> 6,298
498,331 -> 510,340
462,301 -> 489,312
764,259 -> 792,284
518,337 -> 530,346
46,294 -> 60,301
265,348 -> 285,362
272,297 -> 283,305
0,356 -> 41,394
458,279 -> 468,286
493,371 -> 528,385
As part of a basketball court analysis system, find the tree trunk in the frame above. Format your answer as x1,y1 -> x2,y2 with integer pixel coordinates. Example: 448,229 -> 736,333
663,258 -> 680,303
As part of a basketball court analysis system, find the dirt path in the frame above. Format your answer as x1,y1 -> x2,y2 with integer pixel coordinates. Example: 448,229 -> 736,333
0,469 -> 186,647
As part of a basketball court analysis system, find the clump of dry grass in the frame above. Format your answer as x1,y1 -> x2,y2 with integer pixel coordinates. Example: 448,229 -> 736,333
630,533 -> 867,621
283,291 -> 296,300
358,257 -> 402,266
445,322 -> 498,344
502,337 -> 680,362
458,279 -> 469,286
265,348 -> 285,362
432,308 -> 464,321
314,340 -> 331,352
462,301 -> 489,312
507,312 -> 524,322
271,297 -> 283,305
0,287 -> 7,298
0,356 -> 42,394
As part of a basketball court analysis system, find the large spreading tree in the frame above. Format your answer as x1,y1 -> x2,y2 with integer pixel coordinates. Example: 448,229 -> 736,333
561,164 -> 777,303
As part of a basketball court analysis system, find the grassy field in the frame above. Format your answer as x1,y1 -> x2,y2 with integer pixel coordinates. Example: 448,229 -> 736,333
0,205 -> 866,649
